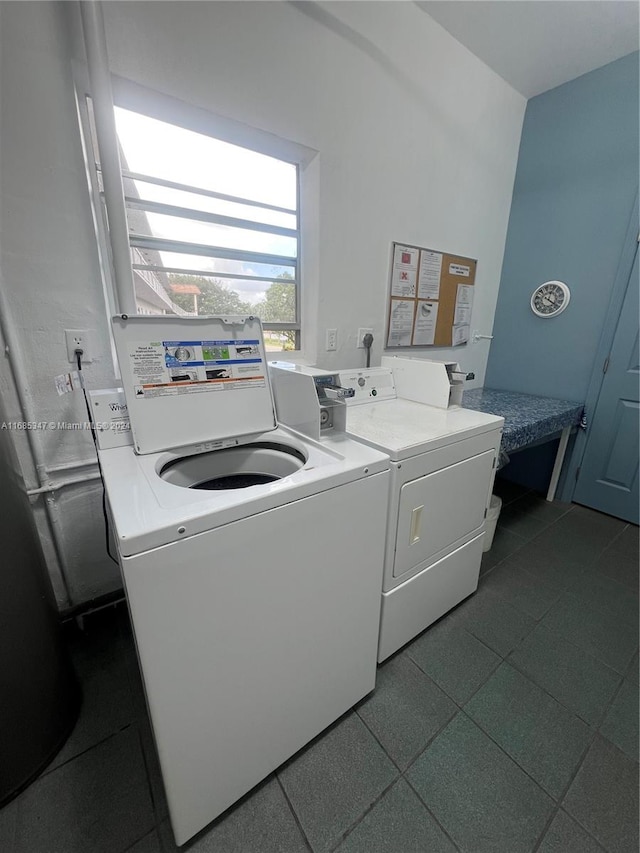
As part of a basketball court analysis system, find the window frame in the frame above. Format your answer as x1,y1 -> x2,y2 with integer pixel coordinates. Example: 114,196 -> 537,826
74,65 -> 317,356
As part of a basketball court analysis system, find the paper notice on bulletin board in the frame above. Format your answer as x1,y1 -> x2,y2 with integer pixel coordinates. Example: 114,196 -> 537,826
452,324 -> 470,346
449,262 -> 471,278
417,251 -> 443,300
454,284 -> 474,325
412,300 -> 439,345
387,299 -> 415,347
390,245 -> 419,298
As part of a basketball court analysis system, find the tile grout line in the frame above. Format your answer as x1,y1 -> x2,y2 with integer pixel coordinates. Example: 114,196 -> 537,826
480,532 -> 529,576
454,589 -> 540,658
495,503 -> 573,544
135,723 -> 166,829
604,521 -> 631,553
336,699 -> 461,850
456,706 -> 560,804
274,774 -> 315,853
479,555 -> 567,612
357,659 -> 463,775
38,723 -> 134,780
122,827 -> 159,853
457,620 -> 525,666
530,723 -> 613,853
548,580 -> 638,633
385,679 -> 468,852
591,666 -> 639,752
326,777 -> 400,853
353,707 -> 403,774
529,801 -> 608,853
540,572 -> 637,628
400,776 -> 463,853
508,611 -> 633,682
405,632 -> 503,712
504,648 -> 623,732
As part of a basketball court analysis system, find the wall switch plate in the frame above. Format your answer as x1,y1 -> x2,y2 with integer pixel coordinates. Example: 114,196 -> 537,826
65,329 -> 92,363
325,328 -> 338,351
357,328 -> 373,348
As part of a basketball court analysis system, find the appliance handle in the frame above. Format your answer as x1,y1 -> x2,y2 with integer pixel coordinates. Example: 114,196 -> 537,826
410,505 -> 423,545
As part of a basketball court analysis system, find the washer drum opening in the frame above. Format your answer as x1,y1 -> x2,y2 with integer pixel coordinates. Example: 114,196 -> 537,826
160,442 -> 307,490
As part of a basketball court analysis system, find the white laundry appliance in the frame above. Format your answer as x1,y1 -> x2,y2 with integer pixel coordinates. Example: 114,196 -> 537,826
270,358 -> 503,662
97,315 -> 389,846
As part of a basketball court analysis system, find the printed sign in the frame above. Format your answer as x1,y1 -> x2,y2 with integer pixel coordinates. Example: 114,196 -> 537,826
129,339 -> 266,400
391,244 -> 419,298
412,300 -> 439,345
449,263 -> 470,277
417,251 -> 443,300
386,299 -> 415,347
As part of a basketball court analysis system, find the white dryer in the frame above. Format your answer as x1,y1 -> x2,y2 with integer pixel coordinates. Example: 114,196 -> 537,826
98,315 -> 389,846
271,358 -> 503,662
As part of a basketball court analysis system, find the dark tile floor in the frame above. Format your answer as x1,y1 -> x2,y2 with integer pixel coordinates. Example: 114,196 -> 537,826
1,484 -> 638,852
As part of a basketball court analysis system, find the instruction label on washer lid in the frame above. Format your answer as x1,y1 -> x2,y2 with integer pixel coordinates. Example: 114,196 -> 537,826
128,339 -> 266,399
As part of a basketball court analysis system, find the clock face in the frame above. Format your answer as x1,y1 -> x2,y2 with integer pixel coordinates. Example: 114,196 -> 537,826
531,281 -> 570,317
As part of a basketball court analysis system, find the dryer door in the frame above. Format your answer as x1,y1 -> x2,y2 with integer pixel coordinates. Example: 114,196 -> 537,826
393,450 -> 494,579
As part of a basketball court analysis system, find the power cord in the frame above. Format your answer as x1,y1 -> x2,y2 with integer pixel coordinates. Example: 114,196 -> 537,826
75,349 -> 119,565
363,332 -> 374,368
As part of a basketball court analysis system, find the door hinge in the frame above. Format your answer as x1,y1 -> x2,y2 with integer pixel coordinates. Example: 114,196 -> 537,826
579,413 -> 588,431
575,466 -> 581,481
603,356 -> 610,374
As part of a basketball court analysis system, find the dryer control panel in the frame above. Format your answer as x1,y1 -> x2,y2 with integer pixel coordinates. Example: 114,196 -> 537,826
336,368 -> 396,405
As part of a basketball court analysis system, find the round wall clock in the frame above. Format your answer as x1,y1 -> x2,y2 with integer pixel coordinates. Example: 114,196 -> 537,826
530,280 -> 571,317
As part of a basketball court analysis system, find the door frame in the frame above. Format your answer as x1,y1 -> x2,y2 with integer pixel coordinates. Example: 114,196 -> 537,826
559,188 -> 639,503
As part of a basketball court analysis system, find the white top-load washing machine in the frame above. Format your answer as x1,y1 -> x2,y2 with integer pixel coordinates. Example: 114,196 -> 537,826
97,315 -> 389,846
270,357 -> 504,662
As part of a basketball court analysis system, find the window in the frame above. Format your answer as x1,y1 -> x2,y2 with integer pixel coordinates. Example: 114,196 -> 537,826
79,78 -> 304,352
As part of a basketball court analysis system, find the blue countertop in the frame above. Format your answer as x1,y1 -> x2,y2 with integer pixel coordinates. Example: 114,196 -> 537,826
463,388 -> 583,454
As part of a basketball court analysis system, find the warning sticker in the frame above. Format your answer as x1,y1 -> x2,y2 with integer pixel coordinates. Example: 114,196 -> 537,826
128,339 -> 266,399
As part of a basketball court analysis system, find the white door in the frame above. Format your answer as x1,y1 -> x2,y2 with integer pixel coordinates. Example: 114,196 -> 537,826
393,450 -> 494,579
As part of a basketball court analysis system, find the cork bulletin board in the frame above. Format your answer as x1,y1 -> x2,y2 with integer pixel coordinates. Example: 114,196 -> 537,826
385,242 -> 477,348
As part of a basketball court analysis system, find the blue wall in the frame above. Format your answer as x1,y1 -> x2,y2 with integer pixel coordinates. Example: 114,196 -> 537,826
486,52 -> 639,402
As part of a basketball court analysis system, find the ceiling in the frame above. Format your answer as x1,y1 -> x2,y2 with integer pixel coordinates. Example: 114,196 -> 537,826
417,1 -> 639,98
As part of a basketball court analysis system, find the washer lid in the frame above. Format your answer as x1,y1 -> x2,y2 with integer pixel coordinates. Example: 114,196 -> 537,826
111,315 -> 277,454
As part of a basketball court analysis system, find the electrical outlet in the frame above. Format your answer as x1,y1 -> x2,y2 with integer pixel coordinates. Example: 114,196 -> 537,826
65,329 -> 92,363
325,328 -> 338,351
357,328 -> 373,348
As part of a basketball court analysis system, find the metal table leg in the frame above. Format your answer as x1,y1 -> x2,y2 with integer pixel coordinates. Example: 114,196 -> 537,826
546,426 -> 571,502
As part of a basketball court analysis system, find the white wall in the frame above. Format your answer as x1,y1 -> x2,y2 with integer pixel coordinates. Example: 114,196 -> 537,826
0,1 -> 525,607
102,1 -> 525,375
0,1 -> 122,607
